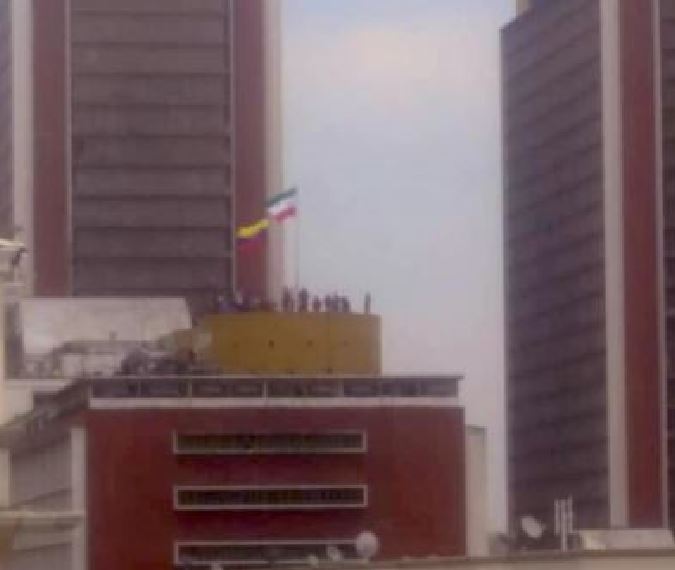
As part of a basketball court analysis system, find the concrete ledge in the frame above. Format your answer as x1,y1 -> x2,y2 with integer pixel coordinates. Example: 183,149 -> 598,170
288,550 -> 675,570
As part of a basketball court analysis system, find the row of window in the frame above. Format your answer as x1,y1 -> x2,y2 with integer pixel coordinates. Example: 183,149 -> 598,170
508,206 -> 601,270
509,233 -> 604,296
509,325 -> 605,377
509,268 -> 604,324
175,540 -> 358,568
506,64 -> 599,159
174,486 -> 368,511
507,94 -> 599,166
503,0 -> 597,85
509,298 -> 604,353
90,377 -> 457,400
174,432 -> 366,455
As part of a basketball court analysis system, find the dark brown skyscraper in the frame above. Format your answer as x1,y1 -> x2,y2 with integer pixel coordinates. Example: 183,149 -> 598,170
0,0 -> 282,315
504,0 -> 675,531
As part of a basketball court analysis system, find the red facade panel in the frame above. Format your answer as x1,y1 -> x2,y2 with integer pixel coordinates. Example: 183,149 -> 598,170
33,0 -> 70,295
620,0 -> 664,526
233,0 -> 269,299
85,407 -> 466,569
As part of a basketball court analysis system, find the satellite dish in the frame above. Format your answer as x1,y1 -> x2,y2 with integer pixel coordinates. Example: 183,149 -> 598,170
521,515 -> 545,540
326,546 -> 343,563
355,531 -> 379,561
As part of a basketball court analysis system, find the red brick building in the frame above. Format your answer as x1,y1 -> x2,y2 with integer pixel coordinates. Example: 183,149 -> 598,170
3,375 -> 469,569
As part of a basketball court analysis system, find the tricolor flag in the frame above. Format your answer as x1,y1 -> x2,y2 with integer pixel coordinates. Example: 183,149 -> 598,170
266,188 -> 298,222
236,218 -> 269,250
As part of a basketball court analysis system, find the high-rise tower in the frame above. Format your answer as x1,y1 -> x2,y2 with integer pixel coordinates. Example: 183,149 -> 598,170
503,0 -> 675,530
0,0 -> 282,315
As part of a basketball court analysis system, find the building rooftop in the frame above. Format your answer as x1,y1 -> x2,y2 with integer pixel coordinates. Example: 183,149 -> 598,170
0,375 -> 462,448
9,297 -> 192,379
18,298 -> 191,353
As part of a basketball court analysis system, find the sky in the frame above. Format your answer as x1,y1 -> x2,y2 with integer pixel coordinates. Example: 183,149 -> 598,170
282,0 -> 514,531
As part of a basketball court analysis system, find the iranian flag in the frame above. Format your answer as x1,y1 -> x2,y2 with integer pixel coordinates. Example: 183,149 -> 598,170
266,188 -> 298,222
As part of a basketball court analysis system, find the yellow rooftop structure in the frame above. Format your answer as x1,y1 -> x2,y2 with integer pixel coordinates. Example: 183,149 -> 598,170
183,312 -> 381,375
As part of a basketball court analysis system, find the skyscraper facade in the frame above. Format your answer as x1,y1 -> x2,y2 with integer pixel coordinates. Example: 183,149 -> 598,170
503,0 -> 674,530
0,0 -> 282,315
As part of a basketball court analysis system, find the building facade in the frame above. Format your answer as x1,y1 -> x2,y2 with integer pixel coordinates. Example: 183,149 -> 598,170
503,0 -> 675,531
0,0 -> 282,315
2,375 -> 471,570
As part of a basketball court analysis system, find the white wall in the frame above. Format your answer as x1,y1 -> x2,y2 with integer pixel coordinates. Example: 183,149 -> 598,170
9,435 -> 72,570
20,297 -> 191,356
6,380 -> 70,420
9,544 -> 71,570
8,428 -> 85,570
11,436 -> 72,510
466,426 -> 488,557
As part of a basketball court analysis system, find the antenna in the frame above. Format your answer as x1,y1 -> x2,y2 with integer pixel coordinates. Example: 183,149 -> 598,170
520,515 -> 545,540
554,497 -> 575,552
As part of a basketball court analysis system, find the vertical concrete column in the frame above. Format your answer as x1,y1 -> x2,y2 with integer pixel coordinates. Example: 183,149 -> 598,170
465,427 -> 488,557
71,427 -> 87,570
11,0 -> 35,296
264,0 -> 285,303
600,0 -> 628,529
0,282 -> 8,508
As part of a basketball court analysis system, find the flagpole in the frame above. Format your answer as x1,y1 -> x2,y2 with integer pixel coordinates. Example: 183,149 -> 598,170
295,188 -> 301,292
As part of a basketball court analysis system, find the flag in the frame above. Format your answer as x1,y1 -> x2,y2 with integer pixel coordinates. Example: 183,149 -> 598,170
237,218 -> 269,239
236,218 -> 269,250
266,188 -> 298,222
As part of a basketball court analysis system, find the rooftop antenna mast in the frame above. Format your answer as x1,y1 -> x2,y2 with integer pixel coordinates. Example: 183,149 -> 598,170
554,497 -> 575,552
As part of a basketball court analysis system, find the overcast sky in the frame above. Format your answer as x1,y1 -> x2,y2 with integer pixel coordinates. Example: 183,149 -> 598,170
282,0 -> 514,531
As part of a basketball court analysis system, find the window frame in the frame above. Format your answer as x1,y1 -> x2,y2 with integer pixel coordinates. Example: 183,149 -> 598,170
172,431 -> 367,456
173,484 -> 368,511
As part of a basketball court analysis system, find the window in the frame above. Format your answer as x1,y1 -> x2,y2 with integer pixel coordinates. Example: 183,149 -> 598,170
87,377 -> 457,403
191,379 -> 264,398
174,485 -> 367,511
174,432 -> 366,455
175,540 -> 358,567
343,380 -> 379,397
92,381 -> 139,398
139,380 -> 188,398
266,380 -> 340,398
343,377 -> 457,398
419,379 -> 457,397
382,380 -> 419,397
